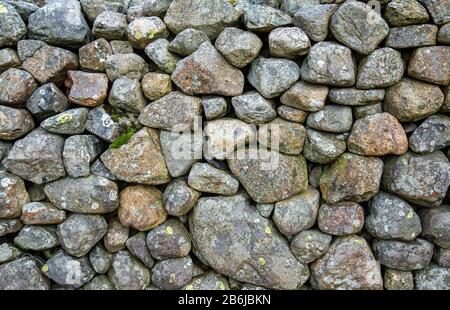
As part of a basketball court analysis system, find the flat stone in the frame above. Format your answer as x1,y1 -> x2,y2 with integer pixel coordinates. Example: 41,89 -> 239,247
273,186 -> 320,236
248,57 -> 300,99
277,105 -> 308,124
164,0 -> 241,39
409,114 -> 450,153
320,152 -> 383,204
0,256 -> 50,290
20,202 -> 66,225
41,108 -> 89,135
215,27 -> 262,68
0,68 -> 37,106
108,251 -> 151,290
119,185 -> 167,231
101,127 -> 170,185
318,202 -> 365,236
306,105 -> 353,133
44,175 -> 119,214
408,46 -> 450,86
300,42 -> 355,87
3,128 -> 65,184
354,103 -> 383,120
0,106 -> 34,140
373,238 -> 434,270
228,147 -> 308,204
328,88 -> 385,106
385,24 -> 438,48
26,83 -> 68,120
356,48 -> 404,89
57,213 -> 107,257
347,112 -> 408,156
188,162 -> 239,196
168,28 -> 210,56
310,236 -> 383,290
293,4 -> 337,42
171,42 -> 245,96
138,91 -> 202,130
190,194 -> 309,289
384,78 -> 444,122
22,46 -> 78,85
127,16 -> 168,49
366,192 -> 422,241
382,151 -> 450,207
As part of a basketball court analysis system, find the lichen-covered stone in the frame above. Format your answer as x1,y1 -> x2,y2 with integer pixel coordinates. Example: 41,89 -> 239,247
14,225 -> 59,251
293,4 -> 337,42
109,76 -> 147,112
258,118 -> 306,155
144,38 -> 180,74
0,68 -> 37,106
290,229 -> 332,264
127,16 -> 169,49
43,252 -> 94,288
306,105 -> 353,133
0,256 -> 50,290
104,53 -> 149,81
302,128 -> 346,164
108,251 -> 151,290
92,11 -> 128,40
26,83 -> 68,120
385,24 -> 438,48
168,28 -> 210,57
0,106 -> 34,140
21,202 -> 66,225
415,263 -> 450,290
141,72 -> 172,101
268,27 -> 310,59
104,219 -> 129,253
383,269 -> 414,290
318,202 -> 365,236
79,39 -> 113,72
409,114 -> 450,153
151,256 -> 193,290
0,2 -> 27,48
41,108 -> 89,135
126,232 -> 154,268
408,46 -> 450,86
188,163 -> 239,196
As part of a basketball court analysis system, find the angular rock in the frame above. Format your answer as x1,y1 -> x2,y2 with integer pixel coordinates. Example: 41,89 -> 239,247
310,236 -> 383,290
248,57 -> 300,99
0,257 -> 49,290
302,128 -> 346,164
145,38 -> 180,74
373,238 -> 434,270
89,243 -> 112,274
21,202 -> 66,225
318,202 -> 365,236
22,46 -> 78,85
293,4 -> 337,42
104,53 -> 149,81
273,186 -> 320,236
79,39 -> 113,72
146,219 -> 191,260
44,175 -> 119,213
0,68 -> 37,106
127,16 -> 168,49
420,206 -> 450,249
385,24 -> 438,48
26,83 -> 68,120
92,11 -> 128,40
277,105 -> 308,124
3,128 -> 65,184
151,256 -> 193,290
290,229 -> 332,264
202,96 -> 228,120
320,152 -> 383,204
16,39 -> 46,63
382,151 -> 450,207
409,114 -> 450,153
384,0 -> 429,26
269,27 -> 310,59
0,106 -> 34,140
90,158 -> 116,181
238,2 -> 292,32
408,46 -> 450,86
101,127 -> 170,184
384,78 -> 444,122
141,72 -> 172,101
138,91 -> 202,130
63,135 -> 102,178
215,27 -> 262,68
330,1 -> 389,54
168,28 -> 210,57
41,108 -> 89,135
366,192 -> 422,241
104,219 -> 129,253
0,2 -> 27,47
280,82 -> 328,112
109,76 -> 146,112
188,163 -> 239,196
14,225 -> 59,251
108,251 -> 151,290
66,71 -> 109,107
119,185 -> 167,231
300,42 -> 355,86
0,171 -> 29,219
164,0 -> 242,39
306,105 -> 353,133
171,42 -> 244,96
125,232 -> 154,268
418,0 -> 450,24
190,194 -> 309,290
258,118 -> 306,155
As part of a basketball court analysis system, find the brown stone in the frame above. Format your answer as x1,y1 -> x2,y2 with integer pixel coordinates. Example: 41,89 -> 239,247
318,202 -> 365,236
66,71 -> 109,107
20,202 -> 66,225
119,185 -> 167,231
79,38 -> 113,72
141,72 -> 172,101
408,46 -> 450,86
0,68 -> 37,106
0,171 -> 29,219
347,112 -> 408,156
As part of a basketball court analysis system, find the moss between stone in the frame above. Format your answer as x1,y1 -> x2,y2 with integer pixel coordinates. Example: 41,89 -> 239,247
109,127 -> 136,149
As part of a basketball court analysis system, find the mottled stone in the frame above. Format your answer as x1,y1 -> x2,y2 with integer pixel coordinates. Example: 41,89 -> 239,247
63,135 -> 102,178
320,152 -> 383,204
80,0 -> 129,22
145,38 -> 180,74
104,53 -> 149,81
303,128 -> 346,164
41,108 -> 89,135
256,203 -> 274,218
92,11 -> 128,40
16,39 -> 46,63
171,42 -> 244,96
101,127 -> 170,185
83,275 -> 114,290
3,128 -> 65,184
328,88 -> 385,106
0,171 -> 29,219
89,243 -> 112,274
104,219 -> 129,253
188,163 -> 239,196
26,83 -> 68,120
228,147 -> 308,204
21,202 -> 66,225
318,202 -> 364,236
190,194 -> 309,289
119,185 -> 167,231
385,24 -> 438,48
43,252 -> 94,288
0,48 -> 20,73
437,22 -> 450,43
14,225 -> 59,251
138,91 -> 202,130
90,158 -> 117,181
311,236 -> 383,290
434,247 -> 450,267
127,16 -> 168,49
383,269 -> 414,290
79,38 -> 113,72
164,0 -> 242,39
141,72 -> 172,101
0,257 -> 49,290
110,40 -> 133,54
366,192 -> 422,241
182,272 -> 229,290
66,71 -> 109,107
415,263 -> 450,290
408,46 -> 450,86
108,251 -> 151,290
22,46 -> 78,85
306,105 -> 353,133
373,238 -> 434,270
384,78 -> 444,122
163,179 -> 200,217
109,76 -> 146,112
409,114 -> 450,153
44,175 -> 119,214
125,232 -> 154,268
146,219 -> 191,260
382,151 -> 450,207
237,2 -> 292,32
258,118 -> 306,155
0,68 -> 37,106
168,28 -> 210,56
384,0 -> 429,26
0,218 -> 23,237
418,0 -> 450,24
248,57 -> 300,99
202,96 -> 228,120
290,229 -> 332,264
277,105 -> 308,123
0,106 -> 34,140
420,206 -> 450,249
293,4 -> 337,42
280,82 -> 328,112
273,186 -> 320,236
0,2 -> 27,47
0,243 -> 21,264
152,256 -> 193,290
300,42 -> 355,86
269,27 -> 310,59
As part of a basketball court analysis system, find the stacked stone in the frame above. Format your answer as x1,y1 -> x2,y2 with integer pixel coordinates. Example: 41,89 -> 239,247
0,0 -> 449,290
